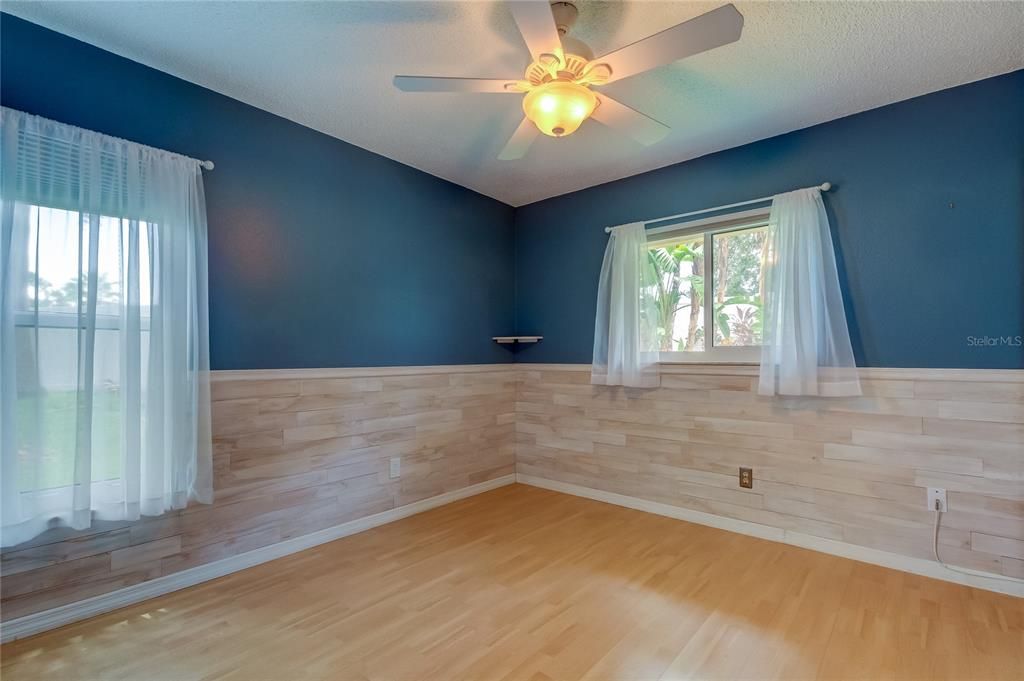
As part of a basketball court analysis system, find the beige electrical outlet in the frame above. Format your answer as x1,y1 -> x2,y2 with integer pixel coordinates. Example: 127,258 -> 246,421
739,467 -> 753,489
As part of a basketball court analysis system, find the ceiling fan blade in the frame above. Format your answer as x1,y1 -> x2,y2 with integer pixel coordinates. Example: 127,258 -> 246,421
507,1 -> 563,60
591,95 -> 670,146
498,118 -> 540,160
596,4 -> 743,84
393,76 -> 518,93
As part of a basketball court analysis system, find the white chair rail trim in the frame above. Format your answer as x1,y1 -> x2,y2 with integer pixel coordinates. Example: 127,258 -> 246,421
211,364 -> 518,381
213,363 -> 1024,382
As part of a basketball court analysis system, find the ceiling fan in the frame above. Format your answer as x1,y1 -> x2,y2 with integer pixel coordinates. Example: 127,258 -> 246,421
393,1 -> 744,160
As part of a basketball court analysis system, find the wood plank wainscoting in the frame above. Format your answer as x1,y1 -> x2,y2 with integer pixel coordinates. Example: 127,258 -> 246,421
515,364 -> 1024,585
0,365 -> 517,625
1,362 -> 1021,640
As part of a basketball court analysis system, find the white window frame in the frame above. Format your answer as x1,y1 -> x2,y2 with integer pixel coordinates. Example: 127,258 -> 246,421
647,207 -> 769,364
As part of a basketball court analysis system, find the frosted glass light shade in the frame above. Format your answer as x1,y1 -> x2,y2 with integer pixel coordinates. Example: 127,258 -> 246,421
522,81 -> 598,137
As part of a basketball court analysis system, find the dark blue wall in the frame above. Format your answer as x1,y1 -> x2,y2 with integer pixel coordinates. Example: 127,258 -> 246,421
1,13 -> 516,370
4,15 -> 1021,370
513,70 -> 1024,368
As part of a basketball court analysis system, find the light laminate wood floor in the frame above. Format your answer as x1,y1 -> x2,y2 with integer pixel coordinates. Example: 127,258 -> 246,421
2,484 -> 1021,680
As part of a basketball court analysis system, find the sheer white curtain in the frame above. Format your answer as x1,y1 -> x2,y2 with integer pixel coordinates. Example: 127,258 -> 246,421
592,222 -> 659,388
758,188 -> 860,396
1,107 -> 213,547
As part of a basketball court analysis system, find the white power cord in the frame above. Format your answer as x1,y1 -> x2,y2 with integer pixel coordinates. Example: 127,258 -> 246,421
932,499 -> 1021,583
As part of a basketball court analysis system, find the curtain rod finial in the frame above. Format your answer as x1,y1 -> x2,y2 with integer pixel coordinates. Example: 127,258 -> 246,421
200,160 -> 215,171
820,182 -> 831,192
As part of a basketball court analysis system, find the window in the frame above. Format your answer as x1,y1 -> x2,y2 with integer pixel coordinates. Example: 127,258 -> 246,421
2,106 -> 212,547
13,206 -> 156,494
646,208 -> 768,362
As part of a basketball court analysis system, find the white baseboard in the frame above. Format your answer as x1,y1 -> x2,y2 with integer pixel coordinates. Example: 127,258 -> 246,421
0,474 -> 516,643
516,474 -> 1024,598
4,471 -> 1017,643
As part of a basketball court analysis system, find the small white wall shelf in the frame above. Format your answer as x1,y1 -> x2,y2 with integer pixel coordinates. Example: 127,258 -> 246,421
492,336 -> 543,344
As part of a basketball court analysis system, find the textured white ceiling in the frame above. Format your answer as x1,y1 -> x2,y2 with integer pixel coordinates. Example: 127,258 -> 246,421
6,1 -> 1023,206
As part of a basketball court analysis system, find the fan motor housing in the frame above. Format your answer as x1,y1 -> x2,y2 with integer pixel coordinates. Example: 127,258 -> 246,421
525,53 -> 591,86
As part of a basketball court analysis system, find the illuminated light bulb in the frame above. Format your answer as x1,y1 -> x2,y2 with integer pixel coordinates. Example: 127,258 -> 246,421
523,81 -> 598,138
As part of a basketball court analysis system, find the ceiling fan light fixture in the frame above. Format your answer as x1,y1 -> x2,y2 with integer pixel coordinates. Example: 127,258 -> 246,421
393,2 -> 744,158
522,80 -> 597,137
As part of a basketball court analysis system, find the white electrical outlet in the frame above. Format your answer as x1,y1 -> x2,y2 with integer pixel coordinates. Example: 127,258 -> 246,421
927,487 -> 947,512
389,457 -> 401,479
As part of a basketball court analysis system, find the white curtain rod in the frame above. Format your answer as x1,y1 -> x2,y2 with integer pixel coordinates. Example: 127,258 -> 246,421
2,107 -> 215,171
604,182 -> 832,234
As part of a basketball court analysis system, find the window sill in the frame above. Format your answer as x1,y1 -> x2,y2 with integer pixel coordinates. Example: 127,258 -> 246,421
656,362 -> 760,377
658,360 -> 759,365
658,349 -> 761,365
